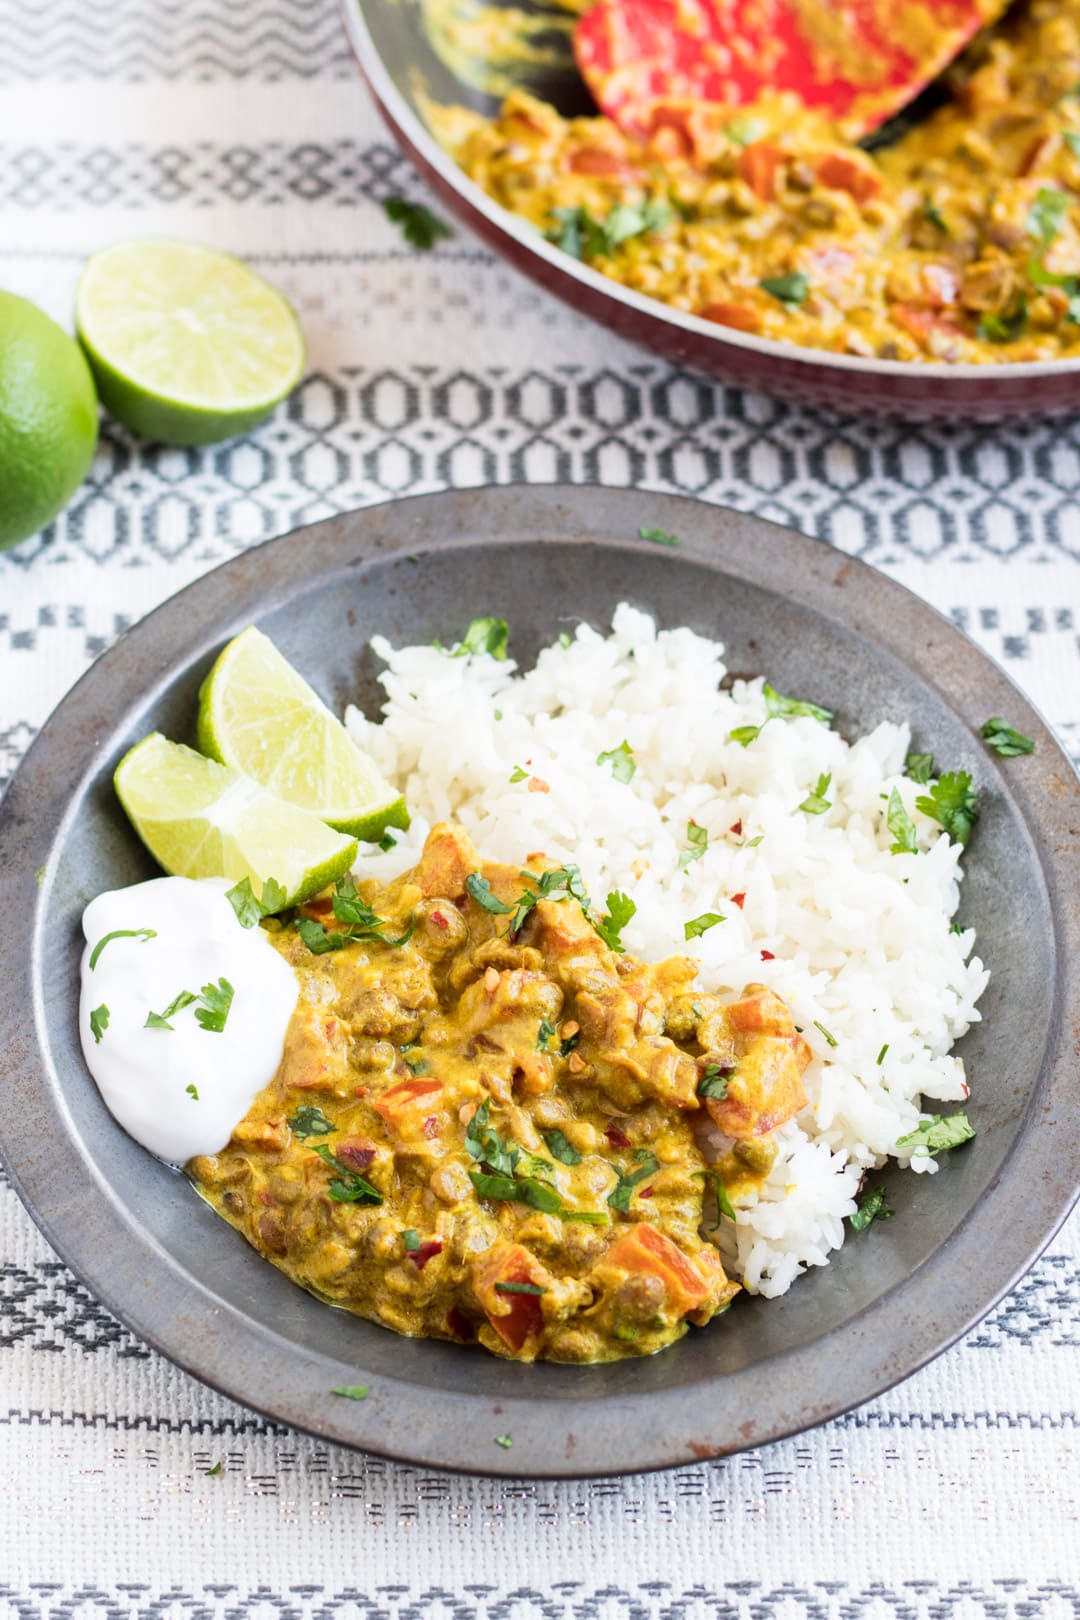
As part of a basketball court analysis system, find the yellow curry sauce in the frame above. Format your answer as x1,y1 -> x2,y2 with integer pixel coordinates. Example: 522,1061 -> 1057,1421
435,0 -> 1080,363
189,824 -> 812,1363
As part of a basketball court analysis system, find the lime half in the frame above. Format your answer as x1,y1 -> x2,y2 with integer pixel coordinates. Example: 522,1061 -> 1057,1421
115,733 -> 357,905
197,626 -> 410,842
76,238 -> 304,447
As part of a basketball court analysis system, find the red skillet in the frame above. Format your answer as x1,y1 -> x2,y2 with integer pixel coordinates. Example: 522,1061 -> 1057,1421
575,0 -> 1010,140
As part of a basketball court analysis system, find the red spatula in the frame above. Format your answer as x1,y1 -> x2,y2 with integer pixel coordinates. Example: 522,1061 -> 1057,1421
574,0 -> 1009,141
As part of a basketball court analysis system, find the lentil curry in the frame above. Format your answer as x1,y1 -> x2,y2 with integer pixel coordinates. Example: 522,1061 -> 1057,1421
434,0 -> 1080,363
190,823 -> 813,1363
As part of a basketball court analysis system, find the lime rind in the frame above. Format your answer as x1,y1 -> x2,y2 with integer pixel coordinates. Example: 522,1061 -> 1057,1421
197,626 -> 410,843
114,733 -> 357,906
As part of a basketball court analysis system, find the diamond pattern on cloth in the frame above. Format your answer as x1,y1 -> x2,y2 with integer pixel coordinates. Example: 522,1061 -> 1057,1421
0,0 -> 1078,1597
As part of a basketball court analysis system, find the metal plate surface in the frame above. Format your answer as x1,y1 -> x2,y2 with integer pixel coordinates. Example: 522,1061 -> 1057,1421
0,484 -> 1077,1477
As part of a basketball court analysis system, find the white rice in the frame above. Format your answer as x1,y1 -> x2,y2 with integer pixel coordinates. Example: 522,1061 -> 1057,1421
345,604 -> 988,1299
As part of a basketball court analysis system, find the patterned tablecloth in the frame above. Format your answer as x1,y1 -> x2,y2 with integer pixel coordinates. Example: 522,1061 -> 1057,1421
1,0 -> 1078,1609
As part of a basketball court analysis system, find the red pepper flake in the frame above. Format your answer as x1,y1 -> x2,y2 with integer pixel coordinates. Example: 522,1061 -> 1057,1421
639,1186 -> 655,1199
730,820 -> 743,836
760,949 -> 775,961
604,1123 -> 632,1149
731,892 -> 746,909
257,1190 -> 276,1208
409,1238 -> 444,1270
353,1085 -> 369,1098
422,1115 -> 440,1140
430,910 -> 449,931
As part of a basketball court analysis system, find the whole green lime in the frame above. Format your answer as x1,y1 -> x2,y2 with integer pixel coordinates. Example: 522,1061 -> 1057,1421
0,290 -> 99,551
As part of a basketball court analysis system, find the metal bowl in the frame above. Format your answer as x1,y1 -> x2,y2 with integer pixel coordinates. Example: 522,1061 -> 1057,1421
0,485 -> 1077,1477
340,0 -> 1080,421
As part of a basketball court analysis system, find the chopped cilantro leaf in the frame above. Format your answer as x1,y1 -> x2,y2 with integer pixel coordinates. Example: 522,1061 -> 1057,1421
896,1111 -> 975,1157
509,764 -> 529,783
760,270 -> 810,308
205,1460 -> 223,1476
679,820 -> 708,869
402,1229 -> 421,1252
979,299 -> 1028,344
309,1143 -> 383,1204
383,195 -> 452,250
145,989 -> 196,1030
886,786 -> 918,854
458,616 -> 509,659
596,739 -> 636,783
547,199 -> 671,260
799,772 -> 832,815
594,889 -> 636,952
725,113 -> 769,146
905,750 -> 934,783
916,771 -> 980,846
1027,185 -> 1070,246
639,525 -> 679,546
850,1185 -> 893,1232
297,915 -> 350,954
544,1129 -> 582,1165
88,927 -> 156,971
876,1043 -> 889,1065
378,831 -> 398,852
685,911 -> 724,940
923,198 -> 948,233
465,872 -> 515,914
494,1433 -> 514,1449
194,977 -> 234,1034
608,1150 -> 660,1213
495,1281 -> 546,1295
729,724 -> 762,747
332,1384 -> 370,1400
289,1104 -> 334,1139
697,1063 -> 730,1100
331,875 -> 385,930
765,683 -> 834,725
813,1020 -> 838,1047
186,1084 -> 199,1101
694,1167 -> 736,1228
536,1017 -> 556,1051
226,876 -> 286,927
89,1004 -> 109,1044
980,717 -> 1035,757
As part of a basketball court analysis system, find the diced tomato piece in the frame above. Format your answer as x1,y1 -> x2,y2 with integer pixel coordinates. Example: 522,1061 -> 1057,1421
474,1243 -> 546,1352
816,152 -> 882,203
700,301 -> 763,334
707,1034 -> 807,1138
409,1238 -> 444,1271
603,1223 -> 709,1314
737,141 -> 786,201
891,303 -> 963,346
445,1306 -> 476,1341
727,984 -> 795,1036
567,147 -> 634,177
373,1076 -> 443,1131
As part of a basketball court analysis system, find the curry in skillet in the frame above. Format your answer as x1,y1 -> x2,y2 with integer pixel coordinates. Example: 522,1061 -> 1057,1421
431,0 -> 1080,363
190,824 -> 812,1362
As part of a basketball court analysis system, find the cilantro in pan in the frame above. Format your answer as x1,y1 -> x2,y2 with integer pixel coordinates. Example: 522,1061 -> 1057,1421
89,1004 -> 110,1044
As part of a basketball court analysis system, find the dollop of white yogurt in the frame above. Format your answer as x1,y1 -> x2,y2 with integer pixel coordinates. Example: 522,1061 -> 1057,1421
79,876 -> 300,1162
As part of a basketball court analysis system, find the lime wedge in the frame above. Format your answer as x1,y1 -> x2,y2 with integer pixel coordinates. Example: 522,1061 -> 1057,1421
197,626 -> 410,842
75,238 -> 305,447
114,733 -> 357,905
